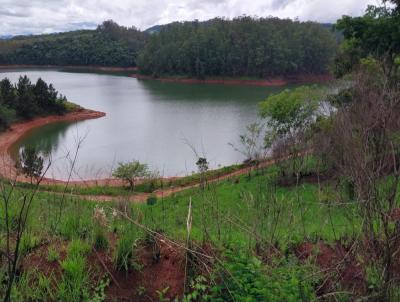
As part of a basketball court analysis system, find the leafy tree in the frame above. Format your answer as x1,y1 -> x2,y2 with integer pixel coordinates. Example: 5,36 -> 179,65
18,146 -> 44,183
0,76 -> 67,126
112,160 -> 150,190
259,86 -> 325,182
335,1 -> 400,77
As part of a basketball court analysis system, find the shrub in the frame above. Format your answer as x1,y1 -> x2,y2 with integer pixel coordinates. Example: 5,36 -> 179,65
146,194 -> 157,206
210,250 -> 318,302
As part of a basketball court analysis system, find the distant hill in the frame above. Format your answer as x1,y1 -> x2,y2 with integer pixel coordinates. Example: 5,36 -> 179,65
0,18 -> 340,71
144,25 -> 163,34
0,21 -> 147,67
139,17 -> 338,79
0,35 -> 13,40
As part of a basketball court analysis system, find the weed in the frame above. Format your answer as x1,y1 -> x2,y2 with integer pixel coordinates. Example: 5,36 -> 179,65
47,246 -> 60,262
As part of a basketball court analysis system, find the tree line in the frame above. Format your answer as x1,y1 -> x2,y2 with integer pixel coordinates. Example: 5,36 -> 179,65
0,76 -> 67,130
0,21 -> 147,67
0,18 -> 338,77
138,17 -> 338,79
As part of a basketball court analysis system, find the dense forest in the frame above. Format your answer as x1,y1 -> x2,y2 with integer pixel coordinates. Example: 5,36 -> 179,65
0,18 -> 337,77
138,17 -> 338,78
0,21 -> 147,67
0,76 -> 67,129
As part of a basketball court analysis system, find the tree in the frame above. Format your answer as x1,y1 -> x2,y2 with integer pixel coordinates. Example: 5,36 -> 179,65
17,146 -> 44,184
259,86 -> 325,183
112,160 -> 150,190
335,1 -> 400,77
15,76 -> 37,119
229,122 -> 266,177
137,17 -> 337,78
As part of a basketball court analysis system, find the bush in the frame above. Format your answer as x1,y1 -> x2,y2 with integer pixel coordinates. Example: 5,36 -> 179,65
210,250 -> 318,302
146,194 -> 157,206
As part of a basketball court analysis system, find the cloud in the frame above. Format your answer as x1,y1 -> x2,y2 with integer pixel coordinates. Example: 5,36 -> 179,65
0,0 -> 378,35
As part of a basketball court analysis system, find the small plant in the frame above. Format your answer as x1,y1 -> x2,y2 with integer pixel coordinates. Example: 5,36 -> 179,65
58,256 -> 90,302
19,233 -> 40,258
90,276 -> 110,302
47,246 -> 60,262
114,231 -> 138,272
93,228 -> 109,251
156,286 -> 170,302
182,276 -> 210,302
147,194 -> 157,206
67,239 -> 91,258
210,251 -> 318,302
137,286 -> 147,296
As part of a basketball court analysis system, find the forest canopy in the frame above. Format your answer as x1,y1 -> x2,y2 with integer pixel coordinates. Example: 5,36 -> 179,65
137,17 -> 338,79
0,18 -> 338,77
0,21 -> 147,67
0,76 -> 67,130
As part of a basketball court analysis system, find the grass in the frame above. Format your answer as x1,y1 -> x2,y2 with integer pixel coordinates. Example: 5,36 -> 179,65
0,159 -> 384,300
13,163 -> 245,197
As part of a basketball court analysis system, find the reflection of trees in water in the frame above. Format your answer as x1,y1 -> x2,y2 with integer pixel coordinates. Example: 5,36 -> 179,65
19,122 -> 72,158
138,80 -> 279,103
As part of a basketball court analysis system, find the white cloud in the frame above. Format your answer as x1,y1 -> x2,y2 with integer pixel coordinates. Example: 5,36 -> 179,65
0,0 -> 379,35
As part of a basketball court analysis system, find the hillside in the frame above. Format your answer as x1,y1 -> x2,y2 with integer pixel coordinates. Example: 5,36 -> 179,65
0,21 -> 147,67
0,18 -> 337,76
138,17 -> 338,79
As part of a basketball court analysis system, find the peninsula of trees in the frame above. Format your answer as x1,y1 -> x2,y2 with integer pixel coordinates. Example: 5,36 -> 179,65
0,76 -> 68,129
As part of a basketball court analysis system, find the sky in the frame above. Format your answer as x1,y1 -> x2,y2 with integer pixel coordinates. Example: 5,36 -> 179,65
0,0 -> 380,36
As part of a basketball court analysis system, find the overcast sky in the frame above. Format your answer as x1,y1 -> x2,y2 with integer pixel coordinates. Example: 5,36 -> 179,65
0,0 -> 380,36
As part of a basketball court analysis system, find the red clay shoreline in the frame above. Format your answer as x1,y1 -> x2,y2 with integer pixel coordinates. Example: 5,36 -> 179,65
0,108 -> 109,186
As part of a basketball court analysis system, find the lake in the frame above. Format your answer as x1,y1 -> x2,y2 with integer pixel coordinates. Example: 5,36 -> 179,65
0,69 -> 293,180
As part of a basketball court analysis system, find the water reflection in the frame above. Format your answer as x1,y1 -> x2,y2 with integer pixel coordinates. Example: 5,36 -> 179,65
1,69 -> 292,180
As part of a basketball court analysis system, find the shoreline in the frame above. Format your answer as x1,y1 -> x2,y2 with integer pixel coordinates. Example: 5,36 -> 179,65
131,73 -> 334,87
0,109 -> 109,186
0,65 -> 332,87
0,65 -> 138,73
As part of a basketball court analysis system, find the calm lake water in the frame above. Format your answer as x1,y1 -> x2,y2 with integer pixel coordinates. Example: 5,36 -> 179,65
0,69 -> 293,180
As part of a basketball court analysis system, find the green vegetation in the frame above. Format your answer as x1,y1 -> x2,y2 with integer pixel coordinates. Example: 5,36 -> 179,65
1,1 -> 400,301
0,18 -> 337,79
0,76 -> 68,129
0,21 -> 147,67
138,17 -> 337,79
112,160 -> 151,191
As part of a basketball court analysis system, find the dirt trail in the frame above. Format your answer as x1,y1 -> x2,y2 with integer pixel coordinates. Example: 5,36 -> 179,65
56,162 -> 276,203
